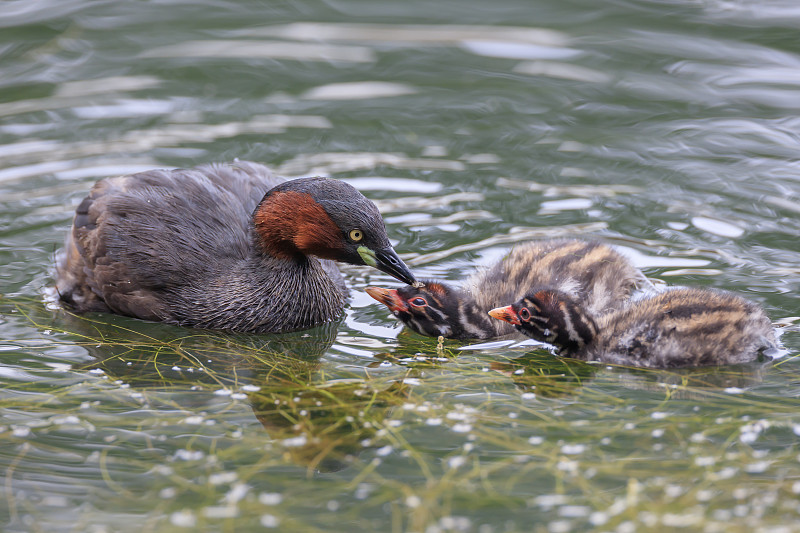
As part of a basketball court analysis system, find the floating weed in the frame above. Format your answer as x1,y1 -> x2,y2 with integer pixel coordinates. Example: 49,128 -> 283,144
2,295 -> 800,531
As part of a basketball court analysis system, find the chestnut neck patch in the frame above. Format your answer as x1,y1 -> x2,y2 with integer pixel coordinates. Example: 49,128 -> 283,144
253,190 -> 343,260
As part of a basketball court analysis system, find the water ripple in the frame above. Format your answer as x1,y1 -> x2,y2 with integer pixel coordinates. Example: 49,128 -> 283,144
140,40 -> 376,63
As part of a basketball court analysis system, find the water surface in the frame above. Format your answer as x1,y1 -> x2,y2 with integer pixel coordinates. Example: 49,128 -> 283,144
2,1 -> 800,531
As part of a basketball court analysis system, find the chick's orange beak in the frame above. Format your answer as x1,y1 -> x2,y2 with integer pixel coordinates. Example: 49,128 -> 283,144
365,286 -> 408,313
488,305 -> 520,325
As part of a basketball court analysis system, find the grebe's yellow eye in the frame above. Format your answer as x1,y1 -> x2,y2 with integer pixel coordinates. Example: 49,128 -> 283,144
349,229 -> 363,242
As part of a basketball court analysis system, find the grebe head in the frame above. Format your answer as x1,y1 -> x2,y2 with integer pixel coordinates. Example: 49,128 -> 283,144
365,281 -> 461,338
489,289 -> 598,352
253,177 -> 416,285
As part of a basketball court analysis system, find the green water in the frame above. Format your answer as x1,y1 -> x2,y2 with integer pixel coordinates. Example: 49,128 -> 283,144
2,1 -> 800,531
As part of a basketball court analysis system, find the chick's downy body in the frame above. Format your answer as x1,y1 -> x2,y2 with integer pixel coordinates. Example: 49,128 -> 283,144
367,239 -> 646,340
490,287 -> 779,368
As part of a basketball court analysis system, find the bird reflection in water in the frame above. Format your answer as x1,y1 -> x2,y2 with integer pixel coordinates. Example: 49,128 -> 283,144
489,350 -> 769,400
60,313 -> 409,474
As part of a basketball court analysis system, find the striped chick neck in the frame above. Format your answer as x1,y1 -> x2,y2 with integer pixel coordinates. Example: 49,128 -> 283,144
513,289 -> 599,354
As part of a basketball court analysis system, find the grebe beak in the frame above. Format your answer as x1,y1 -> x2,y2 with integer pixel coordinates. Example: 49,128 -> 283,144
365,287 -> 409,313
369,247 -> 417,286
488,305 -> 521,326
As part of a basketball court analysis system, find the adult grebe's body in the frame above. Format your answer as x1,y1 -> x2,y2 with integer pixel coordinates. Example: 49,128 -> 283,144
57,161 -> 416,333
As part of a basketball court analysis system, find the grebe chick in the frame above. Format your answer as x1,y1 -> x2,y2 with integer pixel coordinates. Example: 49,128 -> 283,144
366,239 -> 646,340
489,287 -> 778,368
56,161 -> 417,333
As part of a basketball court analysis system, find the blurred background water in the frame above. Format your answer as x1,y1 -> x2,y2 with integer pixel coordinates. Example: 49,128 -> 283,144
2,1 -> 800,531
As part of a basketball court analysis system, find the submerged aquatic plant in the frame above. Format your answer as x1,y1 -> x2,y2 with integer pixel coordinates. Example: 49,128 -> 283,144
2,295 -> 800,531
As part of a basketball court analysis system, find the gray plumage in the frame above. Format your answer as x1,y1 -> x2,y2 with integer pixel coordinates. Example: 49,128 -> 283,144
56,161 -> 413,333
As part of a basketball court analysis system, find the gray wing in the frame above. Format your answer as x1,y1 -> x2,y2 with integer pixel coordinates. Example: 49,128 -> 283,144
57,161 -> 284,318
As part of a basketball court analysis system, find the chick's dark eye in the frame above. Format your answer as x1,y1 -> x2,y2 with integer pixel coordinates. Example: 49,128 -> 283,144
410,297 -> 427,307
518,307 -> 531,321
